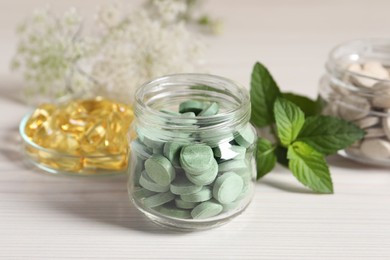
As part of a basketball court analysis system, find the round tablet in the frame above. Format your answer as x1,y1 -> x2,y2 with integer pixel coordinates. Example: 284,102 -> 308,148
175,198 -> 199,209
179,100 -> 205,115
139,171 -> 170,192
353,116 -> 380,129
218,159 -> 247,172
180,144 -> 214,174
143,191 -> 175,208
155,204 -> 191,219
145,154 -> 175,186
360,138 -> 390,159
185,159 -> 218,185
382,114 -> 390,140
365,127 -> 386,138
198,102 -> 219,116
163,142 -> 186,167
191,200 -> 223,219
170,175 -> 202,195
133,187 -> 156,199
180,186 -> 212,203
338,95 -> 370,121
213,172 -> 244,204
234,125 -> 256,148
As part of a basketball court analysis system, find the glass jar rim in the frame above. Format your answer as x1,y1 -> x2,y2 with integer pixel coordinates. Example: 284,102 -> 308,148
326,38 -> 390,83
134,73 -> 251,132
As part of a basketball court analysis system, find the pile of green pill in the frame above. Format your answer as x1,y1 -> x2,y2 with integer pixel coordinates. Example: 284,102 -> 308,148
130,100 -> 256,220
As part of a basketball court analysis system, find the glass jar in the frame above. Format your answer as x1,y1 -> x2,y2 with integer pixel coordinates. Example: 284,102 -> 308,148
128,74 -> 257,231
319,39 -> 390,166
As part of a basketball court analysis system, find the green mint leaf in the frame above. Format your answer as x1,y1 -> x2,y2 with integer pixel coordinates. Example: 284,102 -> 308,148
274,145 -> 289,167
287,141 -> 333,194
296,115 -> 365,155
274,98 -> 305,147
256,138 -> 276,179
250,62 -> 281,127
282,92 -> 319,117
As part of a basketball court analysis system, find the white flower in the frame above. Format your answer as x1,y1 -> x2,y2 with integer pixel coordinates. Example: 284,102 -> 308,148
96,4 -> 122,29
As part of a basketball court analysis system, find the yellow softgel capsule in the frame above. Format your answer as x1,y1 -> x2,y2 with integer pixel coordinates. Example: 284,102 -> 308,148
24,103 -> 56,138
23,97 -> 133,174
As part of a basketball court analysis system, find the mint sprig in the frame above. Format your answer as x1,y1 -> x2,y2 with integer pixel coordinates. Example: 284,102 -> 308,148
250,61 -> 365,193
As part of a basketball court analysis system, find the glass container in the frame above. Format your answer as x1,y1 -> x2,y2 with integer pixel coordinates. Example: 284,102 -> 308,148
319,39 -> 390,166
128,74 -> 257,230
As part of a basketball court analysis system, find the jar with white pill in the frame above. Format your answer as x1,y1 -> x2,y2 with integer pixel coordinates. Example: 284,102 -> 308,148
127,73 -> 257,231
319,39 -> 390,166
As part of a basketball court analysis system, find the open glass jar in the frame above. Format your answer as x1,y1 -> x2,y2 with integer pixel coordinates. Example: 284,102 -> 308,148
128,74 -> 257,231
319,39 -> 390,166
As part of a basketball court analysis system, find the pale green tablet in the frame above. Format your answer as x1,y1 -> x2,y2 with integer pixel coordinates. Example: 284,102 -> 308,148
174,198 -> 199,209
234,125 -> 256,148
133,187 -> 156,199
179,100 -> 205,115
214,145 -> 246,160
185,160 -> 218,185
139,171 -> 170,192
198,102 -> 219,116
170,175 -> 202,195
160,109 -> 181,116
145,154 -> 176,186
143,191 -> 175,208
218,159 -> 247,172
213,171 -> 244,204
180,186 -> 212,202
155,204 -> 191,219
191,200 -> 223,219
180,144 -> 214,175
163,141 -> 186,167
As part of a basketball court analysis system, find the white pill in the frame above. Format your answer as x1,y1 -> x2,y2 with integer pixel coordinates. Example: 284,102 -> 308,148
382,112 -> 390,140
353,116 -> 379,129
365,127 -> 386,138
360,138 -> 390,159
338,95 -> 370,121
348,62 -> 390,88
372,82 -> 390,108
322,103 -> 339,117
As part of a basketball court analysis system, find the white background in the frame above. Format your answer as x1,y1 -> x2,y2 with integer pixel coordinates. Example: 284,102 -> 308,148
0,0 -> 389,259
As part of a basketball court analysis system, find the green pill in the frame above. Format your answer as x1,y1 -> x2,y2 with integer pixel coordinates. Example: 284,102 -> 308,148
163,142 -> 186,167
133,187 -> 156,199
143,191 -> 175,208
145,154 -> 176,186
191,200 -> 223,219
218,159 -> 247,172
155,204 -> 191,219
160,109 -> 181,116
234,125 -> 256,148
179,100 -> 205,115
170,175 -> 202,195
180,186 -> 212,203
185,159 -> 218,185
139,171 -> 170,192
175,198 -> 199,209
198,102 -> 219,116
213,171 -> 244,204
180,144 -> 214,175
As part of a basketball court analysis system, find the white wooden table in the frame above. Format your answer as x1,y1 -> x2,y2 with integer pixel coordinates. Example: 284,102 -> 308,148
0,1 -> 389,259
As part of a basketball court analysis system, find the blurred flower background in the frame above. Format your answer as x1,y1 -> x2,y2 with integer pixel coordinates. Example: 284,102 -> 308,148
11,0 -> 222,104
